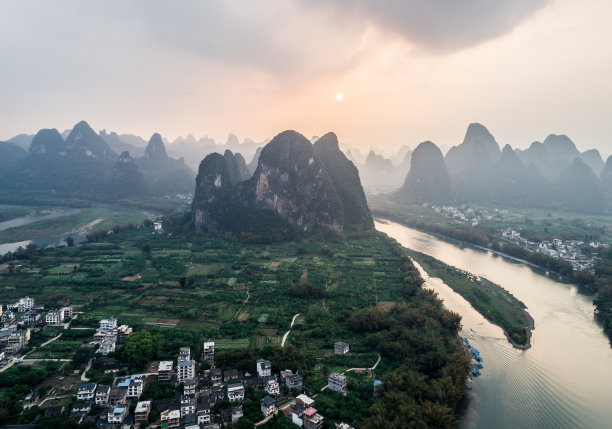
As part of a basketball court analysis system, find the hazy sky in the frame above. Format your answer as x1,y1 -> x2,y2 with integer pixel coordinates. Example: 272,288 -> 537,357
1,0 -> 611,156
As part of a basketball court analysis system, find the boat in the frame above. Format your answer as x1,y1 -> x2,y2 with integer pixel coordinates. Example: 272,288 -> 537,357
472,369 -> 481,377
474,363 -> 483,369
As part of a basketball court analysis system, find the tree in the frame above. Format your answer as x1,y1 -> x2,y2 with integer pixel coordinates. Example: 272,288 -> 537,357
65,236 -> 75,247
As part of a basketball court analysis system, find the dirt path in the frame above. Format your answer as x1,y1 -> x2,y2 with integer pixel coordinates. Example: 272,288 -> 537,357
226,289 -> 250,324
281,313 -> 300,347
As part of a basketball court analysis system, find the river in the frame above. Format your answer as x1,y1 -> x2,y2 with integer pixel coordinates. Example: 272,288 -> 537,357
0,208 -> 84,254
376,220 -> 612,429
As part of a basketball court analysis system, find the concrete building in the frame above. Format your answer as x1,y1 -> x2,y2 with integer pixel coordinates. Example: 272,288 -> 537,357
328,373 -> 347,395
203,341 -> 215,361
107,407 -> 128,424
161,409 -> 180,428
134,400 -> 151,424
178,359 -> 195,383
95,385 -> 110,405
99,317 -> 118,331
227,383 -> 245,402
261,396 -> 276,417
303,407 -> 324,429
256,359 -> 272,377
158,360 -> 173,381
76,383 -> 97,401
334,342 -> 350,355
265,378 -> 280,396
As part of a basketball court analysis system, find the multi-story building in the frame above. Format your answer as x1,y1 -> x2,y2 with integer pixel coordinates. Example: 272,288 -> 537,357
227,383 -> 245,402
61,307 -> 73,319
265,379 -> 280,396
7,329 -> 30,349
127,378 -> 143,398
108,388 -> 127,406
328,373 -> 347,395
22,310 -> 40,323
303,407 -> 324,429
286,373 -> 303,390
134,400 -> 151,424
181,395 -> 196,417
99,317 -> 117,331
99,337 -> 116,356
261,396 -> 276,417
256,359 -> 271,377
158,360 -> 173,382
95,385 -> 110,405
161,409 -> 180,428
107,407 -> 128,424
203,341 -> 215,361
184,379 -> 197,395
179,347 -> 191,361
177,359 -> 195,383
334,342 -> 350,355
16,297 -> 35,313
76,383 -> 97,401
45,310 -> 63,325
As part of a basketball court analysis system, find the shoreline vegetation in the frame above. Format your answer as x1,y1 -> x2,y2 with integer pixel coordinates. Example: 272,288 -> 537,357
405,247 -> 534,349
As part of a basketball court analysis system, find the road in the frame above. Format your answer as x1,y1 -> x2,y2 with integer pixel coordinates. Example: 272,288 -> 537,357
281,313 -> 300,347
226,289 -> 250,323
81,358 -> 93,381
317,353 -> 381,394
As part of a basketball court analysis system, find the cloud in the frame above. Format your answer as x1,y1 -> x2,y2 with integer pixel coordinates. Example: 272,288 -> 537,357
306,0 -> 551,52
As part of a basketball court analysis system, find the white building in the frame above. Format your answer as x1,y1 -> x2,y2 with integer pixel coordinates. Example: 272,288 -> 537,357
17,297 -> 35,313
265,378 -> 280,396
227,383 -> 245,402
45,310 -> 63,325
99,337 -> 116,356
99,317 -> 118,331
257,359 -> 271,377
76,383 -> 97,401
127,378 -> 143,398
107,407 -> 128,423
261,396 -> 276,417
161,409 -> 181,428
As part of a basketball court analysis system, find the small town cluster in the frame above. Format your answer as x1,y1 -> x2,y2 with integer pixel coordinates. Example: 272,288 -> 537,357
1,300 -> 358,428
426,204 -> 495,226
0,296 -> 69,361
501,228 -> 606,270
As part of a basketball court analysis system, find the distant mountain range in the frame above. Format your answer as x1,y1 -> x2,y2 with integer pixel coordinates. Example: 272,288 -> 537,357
396,123 -> 611,214
0,121 -> 194,201
192,130 -> 373,237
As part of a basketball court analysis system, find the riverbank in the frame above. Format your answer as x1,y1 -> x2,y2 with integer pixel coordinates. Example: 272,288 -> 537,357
374,214 -> 571,282
406,248 -> 534,349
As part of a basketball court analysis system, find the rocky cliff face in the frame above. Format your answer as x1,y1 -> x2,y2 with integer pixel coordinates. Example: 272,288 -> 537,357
192,130 -> 373,236
396,141 -> 451,204
144,133 -> 168,161
313,132 -> 374,230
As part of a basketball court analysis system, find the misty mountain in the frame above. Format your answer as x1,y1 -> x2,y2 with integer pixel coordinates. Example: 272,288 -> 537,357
600,156 -> 612,198
136,133 -> 195,195
580,149 -> 605,176
100,130 -> 145,157
248,147 -> 263,175
192,130 -> 373,237
223,150 -> 251,185
553,158 -> 607,213
0,141 -> 27,170
445,123 -> 501,176
357,150 -> 410,193
6,134 -> 34,151
105,151 -> 147,198
396,141 -> 450,204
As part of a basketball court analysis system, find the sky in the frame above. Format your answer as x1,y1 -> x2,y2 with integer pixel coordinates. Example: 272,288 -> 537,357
1,0 -> 611,157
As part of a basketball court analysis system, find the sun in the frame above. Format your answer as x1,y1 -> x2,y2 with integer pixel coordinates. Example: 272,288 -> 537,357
336,93 -> 343,101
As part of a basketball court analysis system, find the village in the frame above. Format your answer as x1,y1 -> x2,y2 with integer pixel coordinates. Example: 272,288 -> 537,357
500,228 -> 606,271
0,297 -> 366,428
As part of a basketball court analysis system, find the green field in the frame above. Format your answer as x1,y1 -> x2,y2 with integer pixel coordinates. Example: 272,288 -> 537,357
406,248 -> 533,347
0,205 -> 151,244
